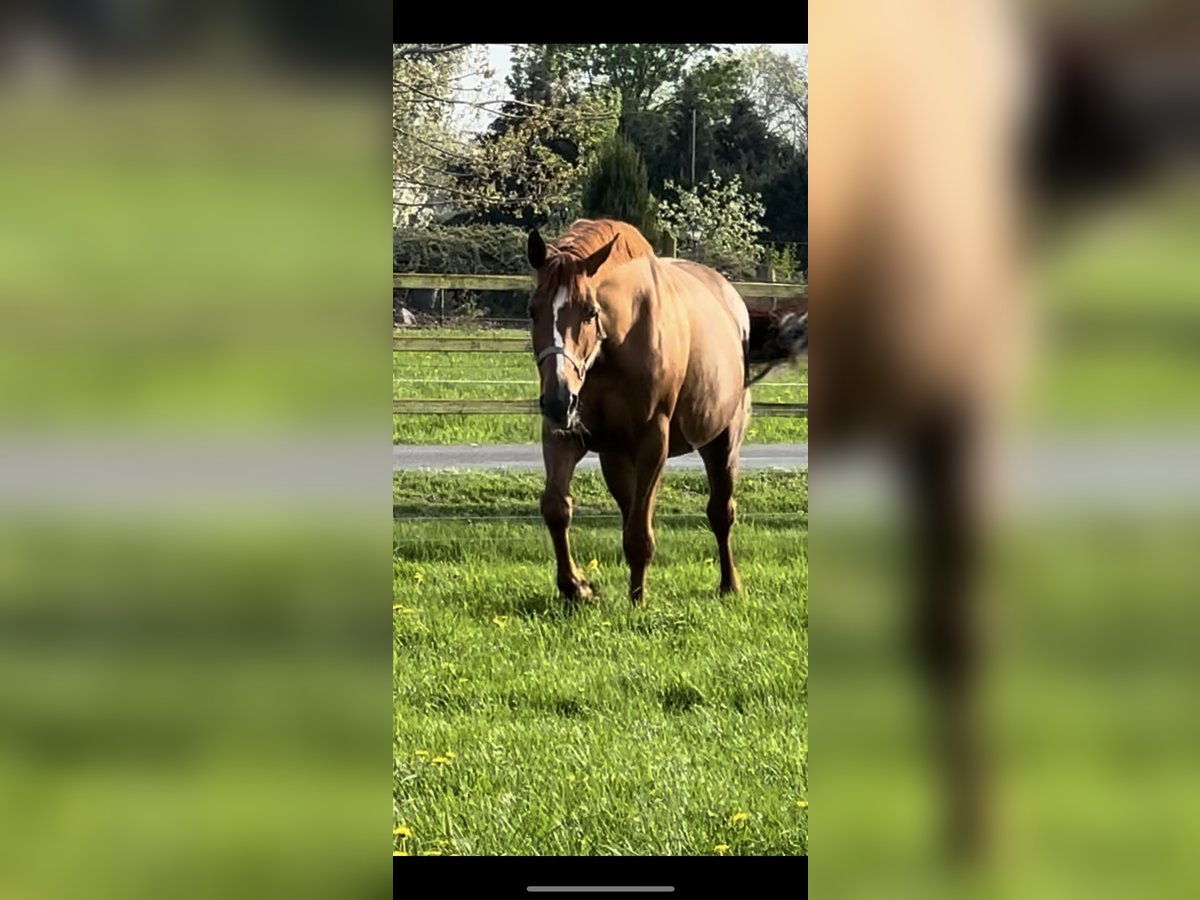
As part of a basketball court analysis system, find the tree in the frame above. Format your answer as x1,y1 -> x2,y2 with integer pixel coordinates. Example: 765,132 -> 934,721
582,135 -> 657,239
656,174 -> 767,277
452,86 -> 620,229
568,44 -> 724,114
393,43 -> 620,229
506,44 -> 583,107
622,54 -> 785,197
713,97 -> 793,193
652,73 -> 719,189
738,45 -> 808,153
393,44 -> 471,59
393,44 -> 471,226
760,152 -> 808,266
673,54 -> 746,122
449,44 -> 620,229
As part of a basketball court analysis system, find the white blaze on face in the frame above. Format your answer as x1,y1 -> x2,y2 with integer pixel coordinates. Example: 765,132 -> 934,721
551,286 -> 569,380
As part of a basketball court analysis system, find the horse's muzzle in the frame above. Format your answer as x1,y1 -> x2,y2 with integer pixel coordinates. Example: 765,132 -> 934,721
539,386 -> 578,427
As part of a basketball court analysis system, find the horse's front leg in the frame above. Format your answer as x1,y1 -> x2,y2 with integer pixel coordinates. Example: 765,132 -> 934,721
906,410 -> 989,857
624,416 -> 670,605
540,430 -> 592,601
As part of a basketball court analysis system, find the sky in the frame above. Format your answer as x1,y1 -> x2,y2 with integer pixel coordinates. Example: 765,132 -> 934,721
451,44 -> 808,136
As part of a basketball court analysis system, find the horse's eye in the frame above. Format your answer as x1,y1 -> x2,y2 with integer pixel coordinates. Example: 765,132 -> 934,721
583,307 -> 598,322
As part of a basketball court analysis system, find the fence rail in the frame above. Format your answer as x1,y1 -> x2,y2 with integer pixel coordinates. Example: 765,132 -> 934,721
393,399 -> 807,417
394,272 -> 807,419
393,333 -> 809,370
394,336 -> 533,353
394,272 -> 807,311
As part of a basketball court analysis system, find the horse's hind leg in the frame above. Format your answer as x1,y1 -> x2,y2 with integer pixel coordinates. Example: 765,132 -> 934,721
625,417 -> 670,605
541,431 -> 592,601
698,427 -> 742,595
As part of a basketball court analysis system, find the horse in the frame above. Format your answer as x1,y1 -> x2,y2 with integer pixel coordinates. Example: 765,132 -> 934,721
810,0 -> 1032,859
525,219 -> 795,605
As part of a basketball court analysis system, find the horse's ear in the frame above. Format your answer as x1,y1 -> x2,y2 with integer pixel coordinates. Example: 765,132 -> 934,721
527,230 -> 547,270
583,236 -> 618,277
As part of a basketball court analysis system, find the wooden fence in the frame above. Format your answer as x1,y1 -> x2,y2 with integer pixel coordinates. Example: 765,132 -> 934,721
394,272 -> 808,418
393,272 -> 807,312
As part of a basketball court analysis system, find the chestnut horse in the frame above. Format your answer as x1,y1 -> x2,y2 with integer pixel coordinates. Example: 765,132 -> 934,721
811,0 -> 1032,858
526,219 -> 782,605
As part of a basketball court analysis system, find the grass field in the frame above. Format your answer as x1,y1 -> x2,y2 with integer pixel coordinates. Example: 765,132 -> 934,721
813,508 -> 1200,897
393,328 -> 808,445
393,469 -> 808,856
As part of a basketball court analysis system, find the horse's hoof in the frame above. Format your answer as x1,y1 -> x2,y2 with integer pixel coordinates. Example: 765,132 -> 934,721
560,578 -> 596,603
719,572 -> 743,595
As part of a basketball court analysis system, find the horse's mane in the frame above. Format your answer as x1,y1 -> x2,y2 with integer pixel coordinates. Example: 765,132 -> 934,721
552,219 -> 655,272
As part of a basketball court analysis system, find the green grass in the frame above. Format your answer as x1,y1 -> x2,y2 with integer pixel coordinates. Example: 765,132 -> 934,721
393,469 -> 808,856
0,90 -> 382,433
812,510 -> 1200,898
393,328 -> 808,445
1030,177 -> 1200,427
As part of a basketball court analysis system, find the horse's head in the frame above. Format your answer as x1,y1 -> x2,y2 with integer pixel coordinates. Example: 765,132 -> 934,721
526,229 -> 616,430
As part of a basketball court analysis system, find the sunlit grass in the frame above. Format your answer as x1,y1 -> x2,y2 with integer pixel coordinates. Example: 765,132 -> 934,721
393,469 -> 808,856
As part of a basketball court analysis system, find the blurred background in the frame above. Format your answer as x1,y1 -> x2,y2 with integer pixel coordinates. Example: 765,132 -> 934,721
0,2 -> 389,898
811,1 -> 1200,898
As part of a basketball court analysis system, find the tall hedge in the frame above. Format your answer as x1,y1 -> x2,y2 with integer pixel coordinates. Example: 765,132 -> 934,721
393,224 -> 528,274
393,224 -> 530,318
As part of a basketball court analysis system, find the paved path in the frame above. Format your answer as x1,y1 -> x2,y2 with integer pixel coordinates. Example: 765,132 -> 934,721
393,443 -> 808,471
395,437 -> 1200,512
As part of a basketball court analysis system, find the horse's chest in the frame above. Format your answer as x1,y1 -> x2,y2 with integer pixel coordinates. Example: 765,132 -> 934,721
577,373 -> 655,442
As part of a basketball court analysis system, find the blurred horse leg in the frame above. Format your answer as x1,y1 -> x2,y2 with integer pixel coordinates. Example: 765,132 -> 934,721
905,407 -> 990,858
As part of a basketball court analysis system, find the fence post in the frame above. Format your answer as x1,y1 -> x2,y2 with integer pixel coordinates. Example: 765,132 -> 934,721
755,262 -> 777,311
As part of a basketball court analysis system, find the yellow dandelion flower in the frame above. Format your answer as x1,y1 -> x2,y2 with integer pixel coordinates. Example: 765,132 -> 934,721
587,558 -> 599,572
431,756 -> 452,765
729,811 -> 750,826
714,844 -> 730,855
420,850 -> 443,856
414,571 -> 425,584
445,751 -> 458,759
393,825 -> 412,837
414,750 -> 430,758
393,851 -> 409,856
492,616 -> 510,629
796,800 -> 808,809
